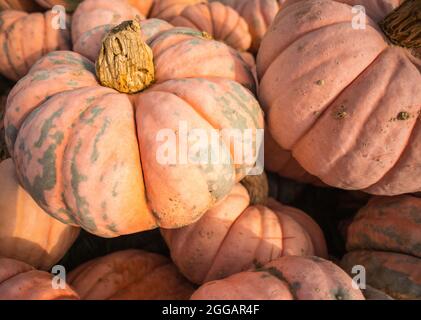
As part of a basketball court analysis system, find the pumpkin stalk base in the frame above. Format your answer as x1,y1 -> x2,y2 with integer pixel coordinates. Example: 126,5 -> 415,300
240,172 -> 269,205
379,0 -> 421,49
96,20 -> 155,94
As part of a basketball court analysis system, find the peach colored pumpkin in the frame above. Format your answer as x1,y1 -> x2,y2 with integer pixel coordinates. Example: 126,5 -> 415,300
162,183 -> 328,284
0,159 -> 80,270
191,255 -> 365,300
68,250 -> 195,300
150,0 -> 206,21
0,0 -> 41,11
35,0 -> 82,11
170,2 -> 252,51
257,0 -> 421,195
341,195 -> 421,299
4,19 -> 260,237
0,9 -> 71,81
71,0 -> 144,44
128,0 -> 154,16
211,0 -> 281,53
0,257 -> 79,299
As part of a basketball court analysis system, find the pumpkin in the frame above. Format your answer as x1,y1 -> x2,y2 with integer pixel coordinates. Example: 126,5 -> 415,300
150,0 -> 206,21
341,195 -> 421,299
162,174 -> 328,284
191,255 -> 365,300
0,257 -> 79,299
257,0 -> 421,195
0,159 -> 80,270
35,0 -> 83,11
71,0 -> 144,45
211,0 -> 281,53
0,0 -> 41,11
128,0 -> 155,16
4,18 -> 260,237
170,2 -> 252,51
68,250 -> 195,299
0,9 -> 71,81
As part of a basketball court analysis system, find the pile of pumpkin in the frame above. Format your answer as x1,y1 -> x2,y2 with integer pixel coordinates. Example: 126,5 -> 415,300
0,0 -> 419,300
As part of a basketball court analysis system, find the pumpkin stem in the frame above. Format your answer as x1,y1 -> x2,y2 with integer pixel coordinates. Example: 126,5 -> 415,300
96,20 -> 155,94
240,172 -> 269,206
379,0 -> 421,49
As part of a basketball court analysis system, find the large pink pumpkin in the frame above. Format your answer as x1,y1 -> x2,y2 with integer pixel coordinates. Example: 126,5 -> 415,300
257,0 -> 421,195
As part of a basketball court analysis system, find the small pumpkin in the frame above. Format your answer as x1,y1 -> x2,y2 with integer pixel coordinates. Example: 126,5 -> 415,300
5,19 -> 260,237
68,250 -> 195,300
71,0 -> 144,44
162,174 -> 328,284
257,0 -> 421,195
191,255 -> 365,300
35,0 -> 83,11
170,2 -> 252,51
0,159 -> 80,270
150,0 -> 206,21
0,9 -> 71,81
0,0 -> 42,11
341,195 -> 421,299
211,0 -> 281,53
0,257 -> 79,299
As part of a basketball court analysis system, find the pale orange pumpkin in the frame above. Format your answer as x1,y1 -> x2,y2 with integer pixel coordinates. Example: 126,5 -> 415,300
68,250 -> 195,300
150,0 -> 206,21
0,79 -> 10,161
0,159 -> 80,270
0,9 -> 71,81
257,0 -> 421,195
211,0 -> 281,53
71,0 -> 144,45
162,181 -> 328,284
170,2 -> 252,51
191,255 -> 365,300
0,257 -> 79,299
5,17 -> 260,237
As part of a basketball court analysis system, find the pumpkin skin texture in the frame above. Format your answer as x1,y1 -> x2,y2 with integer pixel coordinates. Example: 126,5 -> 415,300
0,9 -> 71,81
170,2 -> 252,51
191,256 -> 365,300
71,0 -> 144,45
0,79 -> 10,161
150,0 -> 206,21
265,130 -> 323,185
0,0 -> 42,11
0,159 -> 80,270
257,0 -> 421,195
0,257 -> 79,300
211,0 -> 281,53
35,0 -> 82,11
5,22 -> 260,237
341,195 -> 421,299
162,183 -> 328,284
68,250 -> 195,300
